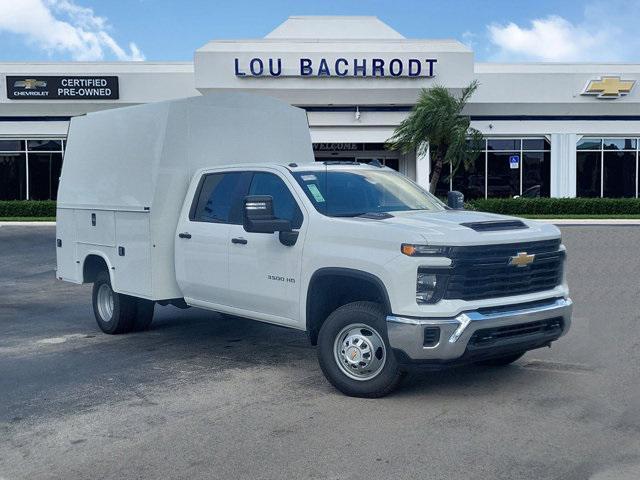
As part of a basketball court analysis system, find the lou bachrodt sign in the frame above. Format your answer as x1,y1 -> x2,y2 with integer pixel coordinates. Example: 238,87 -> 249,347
6,76 -> 119,100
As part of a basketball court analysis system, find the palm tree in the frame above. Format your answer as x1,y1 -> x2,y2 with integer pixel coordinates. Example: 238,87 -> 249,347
387,80 -> 483,194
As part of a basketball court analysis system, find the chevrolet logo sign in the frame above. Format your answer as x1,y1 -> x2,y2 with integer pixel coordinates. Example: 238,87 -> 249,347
14,79 -> 47,89
583,76 -> 635,98
509,252 -> 535,267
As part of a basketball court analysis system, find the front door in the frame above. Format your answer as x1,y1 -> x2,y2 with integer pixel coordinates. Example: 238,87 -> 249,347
175,171 -> 250,306
228,171 -> 307,326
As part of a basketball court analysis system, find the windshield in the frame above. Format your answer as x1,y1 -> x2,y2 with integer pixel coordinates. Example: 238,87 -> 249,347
292,168 -> 446,217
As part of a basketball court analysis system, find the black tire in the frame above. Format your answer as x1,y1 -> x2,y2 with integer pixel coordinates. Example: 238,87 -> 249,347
92,271 -> 137,334
475,352 -> 526,367
317,301 -> 404,398
132,299 -> 155,332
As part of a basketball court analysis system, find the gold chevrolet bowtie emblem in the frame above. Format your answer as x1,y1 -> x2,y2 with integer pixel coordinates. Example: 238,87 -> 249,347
509,252 -> 535,267
583,76 -> 635,98
14,79 -> 47,90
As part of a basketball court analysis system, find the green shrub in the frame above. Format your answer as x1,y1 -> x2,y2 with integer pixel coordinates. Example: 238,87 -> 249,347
0,200 -> 57,217
465,198 -> 640,215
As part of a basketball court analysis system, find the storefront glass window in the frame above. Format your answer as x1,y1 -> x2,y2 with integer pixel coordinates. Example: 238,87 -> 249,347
603,138 -> 636,151
576,152 -> 602,197
522,152 -> 551,197
27,139 -> 63,151
576,137 -> 638,198
487,139 -> 520,151
28,152 -> 64,200
603,152 -> 636,197
577,138 -> 602,150
452,157 -> 485,200
487,152 -> 519,197
0,140 -> 25,151
522,138 -> 551,151
0,138 -> 64,200
451,137 -> 550,199
0,153 -> 27,200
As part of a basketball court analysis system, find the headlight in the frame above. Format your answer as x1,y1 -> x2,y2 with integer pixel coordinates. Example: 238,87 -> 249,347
401,243 -> 448,257
416,270 -> 447,304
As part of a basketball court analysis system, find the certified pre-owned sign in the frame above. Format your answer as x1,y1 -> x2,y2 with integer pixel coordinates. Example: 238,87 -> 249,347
6,76 -> 119,100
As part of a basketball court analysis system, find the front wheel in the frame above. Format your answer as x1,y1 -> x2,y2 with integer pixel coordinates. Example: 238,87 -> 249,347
317,301 -> 404,398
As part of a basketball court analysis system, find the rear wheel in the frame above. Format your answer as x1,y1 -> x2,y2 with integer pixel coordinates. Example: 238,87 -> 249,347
92,271 -> 154,334
475,352 -> 525,367
317,301 -> 404,398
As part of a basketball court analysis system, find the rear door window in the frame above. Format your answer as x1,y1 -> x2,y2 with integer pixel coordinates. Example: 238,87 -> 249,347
191,172 -> 250,224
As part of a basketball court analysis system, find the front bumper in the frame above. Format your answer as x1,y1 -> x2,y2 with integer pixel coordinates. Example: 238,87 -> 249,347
387,297 -> 572,363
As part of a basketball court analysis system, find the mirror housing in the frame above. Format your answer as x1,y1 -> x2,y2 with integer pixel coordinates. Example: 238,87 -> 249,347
447,190 -> 465,210
243,195 -> 292,234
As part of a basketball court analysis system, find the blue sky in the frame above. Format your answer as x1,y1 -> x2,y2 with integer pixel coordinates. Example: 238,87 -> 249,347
1,0 -> 638,62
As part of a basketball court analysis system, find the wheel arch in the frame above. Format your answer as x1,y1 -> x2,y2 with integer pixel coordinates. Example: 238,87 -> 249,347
305,267 -> 392,346
82,252 -> 114,285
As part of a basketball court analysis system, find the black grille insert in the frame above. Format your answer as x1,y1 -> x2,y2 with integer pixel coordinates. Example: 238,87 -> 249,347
469,317 -> 563,348
422,239 -> 564,301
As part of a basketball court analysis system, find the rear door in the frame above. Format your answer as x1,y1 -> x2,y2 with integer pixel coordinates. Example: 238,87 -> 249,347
174,171 -> 250,305
227,170 -> 307,325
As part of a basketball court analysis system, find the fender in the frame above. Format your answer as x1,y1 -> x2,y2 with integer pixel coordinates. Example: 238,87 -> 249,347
81,251 -> 116,287
305,267 -> 392,343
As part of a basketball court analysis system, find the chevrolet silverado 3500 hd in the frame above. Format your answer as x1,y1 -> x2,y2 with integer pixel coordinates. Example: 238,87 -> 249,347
56,94 -> 572,397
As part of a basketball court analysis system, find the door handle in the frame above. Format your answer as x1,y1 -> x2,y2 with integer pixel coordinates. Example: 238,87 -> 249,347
231,237 -> 247,245
178,232 -> 192,239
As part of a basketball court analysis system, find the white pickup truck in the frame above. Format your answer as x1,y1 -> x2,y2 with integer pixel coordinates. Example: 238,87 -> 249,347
56,94 -> 572,397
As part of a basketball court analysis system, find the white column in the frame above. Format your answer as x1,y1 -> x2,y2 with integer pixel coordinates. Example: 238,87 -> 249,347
415,142 -> 430,190
550,133 -> 578,198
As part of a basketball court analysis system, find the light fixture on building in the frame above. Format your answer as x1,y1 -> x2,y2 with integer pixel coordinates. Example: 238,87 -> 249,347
355,106 -> 361,121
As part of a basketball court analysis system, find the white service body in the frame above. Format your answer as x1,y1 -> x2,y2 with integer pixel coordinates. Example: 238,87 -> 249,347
56,93 -> 313,301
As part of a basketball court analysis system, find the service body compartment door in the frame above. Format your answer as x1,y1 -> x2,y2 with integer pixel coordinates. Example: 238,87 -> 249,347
113,211 -> 152,298
75,210 -> 116,246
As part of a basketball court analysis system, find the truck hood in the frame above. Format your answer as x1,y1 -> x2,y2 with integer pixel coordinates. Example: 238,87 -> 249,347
363,209 -> 560,246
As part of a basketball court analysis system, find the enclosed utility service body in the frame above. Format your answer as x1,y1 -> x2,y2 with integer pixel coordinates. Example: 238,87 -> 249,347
57,94 -> 572,397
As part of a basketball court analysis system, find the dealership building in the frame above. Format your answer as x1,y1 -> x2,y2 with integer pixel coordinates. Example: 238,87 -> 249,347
1,15 -> 640,201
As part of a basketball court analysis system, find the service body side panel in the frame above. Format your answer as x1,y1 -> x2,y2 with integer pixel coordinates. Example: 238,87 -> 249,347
55,208 -> 80,283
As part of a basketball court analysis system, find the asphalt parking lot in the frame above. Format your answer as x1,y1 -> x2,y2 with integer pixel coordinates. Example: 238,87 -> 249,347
1,225 -> 639,480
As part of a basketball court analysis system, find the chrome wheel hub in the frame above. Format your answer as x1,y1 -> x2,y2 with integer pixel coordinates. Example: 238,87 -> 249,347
97,283 -> 114,322
334,323 -> 386,381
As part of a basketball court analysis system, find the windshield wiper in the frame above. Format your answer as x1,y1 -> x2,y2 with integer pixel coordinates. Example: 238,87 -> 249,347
330,212 -> 369,217
330,212 -> 394,219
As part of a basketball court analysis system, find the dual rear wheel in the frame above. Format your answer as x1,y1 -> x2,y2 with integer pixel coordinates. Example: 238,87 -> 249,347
92,271 -> 154,334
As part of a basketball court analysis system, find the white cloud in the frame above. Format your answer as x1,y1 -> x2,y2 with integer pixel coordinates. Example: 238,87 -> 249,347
487,1 -> 640,62
0,0 -> 145,61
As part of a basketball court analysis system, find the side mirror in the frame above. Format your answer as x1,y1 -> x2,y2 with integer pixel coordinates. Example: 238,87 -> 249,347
447,190 -> 465,210
243,195 -> 292,234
